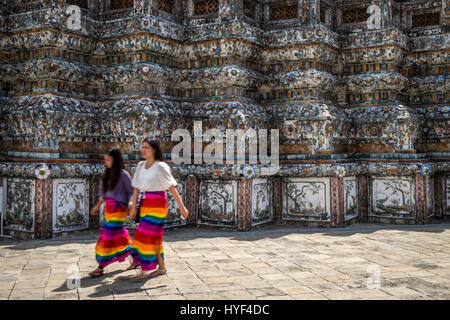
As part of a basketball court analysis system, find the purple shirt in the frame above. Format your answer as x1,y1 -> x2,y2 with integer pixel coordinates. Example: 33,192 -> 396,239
99,170 -> 133,208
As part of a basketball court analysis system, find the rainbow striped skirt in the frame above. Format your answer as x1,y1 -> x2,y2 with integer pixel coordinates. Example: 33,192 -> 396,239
131,191 -> 168,271
95,198 -> 132,268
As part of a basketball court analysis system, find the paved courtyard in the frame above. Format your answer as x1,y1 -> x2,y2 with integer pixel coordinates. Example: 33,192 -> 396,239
1,223 -> 450,300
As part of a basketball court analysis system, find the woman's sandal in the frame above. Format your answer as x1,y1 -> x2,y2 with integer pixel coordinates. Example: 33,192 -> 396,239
88,268 -> 104,277
129,268 -> 167,282
149,268 -> 167,279
128,273 -> 151,282
126,263 -> 140,270
117,264 -> 141,281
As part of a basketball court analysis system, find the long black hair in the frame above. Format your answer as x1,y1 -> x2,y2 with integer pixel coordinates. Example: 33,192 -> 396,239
142,137 -> 164,161
102,148 -> 125,193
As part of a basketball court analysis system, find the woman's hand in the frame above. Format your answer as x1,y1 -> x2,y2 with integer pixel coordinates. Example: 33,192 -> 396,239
180,206 -> 189,220
128,206 -> 137,220
168,185 -> 189,220
90,205 -> 99,216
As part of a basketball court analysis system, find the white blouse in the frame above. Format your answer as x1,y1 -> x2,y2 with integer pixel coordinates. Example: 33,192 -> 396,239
131,160 -> 178,191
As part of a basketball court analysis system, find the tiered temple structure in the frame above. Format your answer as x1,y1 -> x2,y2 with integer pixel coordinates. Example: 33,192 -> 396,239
0,0 -> 449,238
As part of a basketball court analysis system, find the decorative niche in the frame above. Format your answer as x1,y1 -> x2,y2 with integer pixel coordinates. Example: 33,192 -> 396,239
244,0 -> 256,20
320,2 -> 328,23
243,0 -> 262,26
10,0 -> 43,13
342,6 -> 369,24
391,3 -> 401,28
269,3 -> 298,21
67,0 -> 88,10
336,4 -> 370,33
189,0 -> 218,24
320,0 -> 333,28
402,2 -> 442,35
411,11 -> 440,28
193,0 -> 218,16
109,0 -> 134,11
158,0 -> 174,14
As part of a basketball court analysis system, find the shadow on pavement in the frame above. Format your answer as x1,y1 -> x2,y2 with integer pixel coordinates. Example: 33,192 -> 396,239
1,220 -> 450,251
47,269 -> 166,299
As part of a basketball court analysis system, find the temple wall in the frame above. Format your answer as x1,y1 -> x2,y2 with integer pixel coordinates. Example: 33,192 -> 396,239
0,0 -> 449,238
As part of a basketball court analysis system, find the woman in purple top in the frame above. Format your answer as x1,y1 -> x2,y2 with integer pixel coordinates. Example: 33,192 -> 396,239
89,149 -> 134,277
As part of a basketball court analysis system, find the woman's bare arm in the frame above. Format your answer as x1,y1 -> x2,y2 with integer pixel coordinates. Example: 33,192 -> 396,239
90,198 -> 105,215
168,185 -> 189,219
128,187 -> 139,219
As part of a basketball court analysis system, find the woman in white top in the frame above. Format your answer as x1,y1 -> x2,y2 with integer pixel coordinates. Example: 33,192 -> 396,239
125,138 -> 188,281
